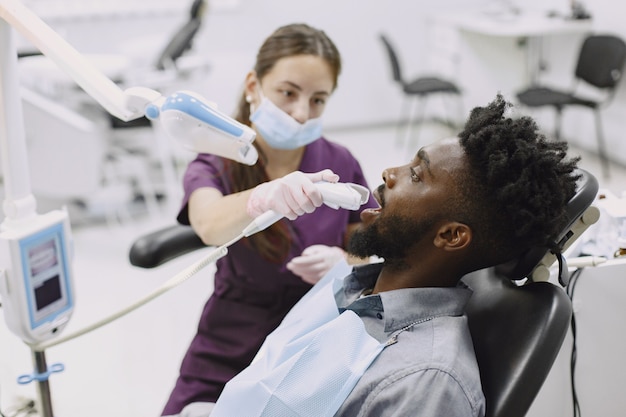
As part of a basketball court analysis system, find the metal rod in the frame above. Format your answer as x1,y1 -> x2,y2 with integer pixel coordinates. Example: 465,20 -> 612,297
32,349 -> 55,417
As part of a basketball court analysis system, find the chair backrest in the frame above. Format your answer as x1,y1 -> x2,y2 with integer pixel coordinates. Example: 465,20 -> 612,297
379,34 -> 403,84
463,270 -> 572,417
575,34 -> 626,89
464,168 -> 599,417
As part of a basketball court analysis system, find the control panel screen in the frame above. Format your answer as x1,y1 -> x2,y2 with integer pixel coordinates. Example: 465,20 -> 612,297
20,223 -> 71,329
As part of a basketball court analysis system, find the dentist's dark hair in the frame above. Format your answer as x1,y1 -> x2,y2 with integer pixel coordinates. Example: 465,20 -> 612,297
456,94 -> 580,268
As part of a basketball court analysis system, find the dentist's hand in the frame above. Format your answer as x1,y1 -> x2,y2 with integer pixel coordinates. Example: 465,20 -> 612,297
246,170 -> 339,220
287,244 -> 347,285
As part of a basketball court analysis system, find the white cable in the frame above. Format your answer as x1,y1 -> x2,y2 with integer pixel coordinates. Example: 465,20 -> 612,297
31,234 -> 244,351
567,256 -> 607,268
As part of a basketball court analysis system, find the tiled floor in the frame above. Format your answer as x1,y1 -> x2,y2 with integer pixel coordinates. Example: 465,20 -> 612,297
1,122 -> 625,416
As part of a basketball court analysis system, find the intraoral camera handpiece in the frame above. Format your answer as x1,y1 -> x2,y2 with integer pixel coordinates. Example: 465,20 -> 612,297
243,182 -> 370,237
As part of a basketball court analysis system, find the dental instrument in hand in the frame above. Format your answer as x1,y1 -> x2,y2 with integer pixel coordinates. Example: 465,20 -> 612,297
243,181 -> 371,236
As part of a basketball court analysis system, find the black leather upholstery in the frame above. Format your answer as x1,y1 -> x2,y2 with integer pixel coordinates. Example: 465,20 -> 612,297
463,270 -> 572,417
129,224 -> 205,268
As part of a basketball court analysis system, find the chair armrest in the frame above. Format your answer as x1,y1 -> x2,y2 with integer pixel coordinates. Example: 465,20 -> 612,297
129,224 -> 206,268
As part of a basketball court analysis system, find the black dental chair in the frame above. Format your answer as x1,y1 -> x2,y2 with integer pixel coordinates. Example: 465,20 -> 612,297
128,169 -> 599,417
464,168 -> 599,417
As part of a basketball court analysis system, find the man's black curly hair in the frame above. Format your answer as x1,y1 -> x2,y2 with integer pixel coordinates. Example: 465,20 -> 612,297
456,94 -> 580,265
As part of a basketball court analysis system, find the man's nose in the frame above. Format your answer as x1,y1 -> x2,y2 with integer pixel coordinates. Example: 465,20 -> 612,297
382,168 -> 396,187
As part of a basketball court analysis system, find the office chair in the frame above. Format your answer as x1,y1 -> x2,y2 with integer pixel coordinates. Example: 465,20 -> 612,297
128,169 -> 599,417
516,34 -> 626,178
379,33 -> 462,148
154,0 -> 208,71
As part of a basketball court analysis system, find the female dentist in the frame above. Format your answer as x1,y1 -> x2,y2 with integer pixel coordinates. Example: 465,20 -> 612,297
161,23 -> 377,415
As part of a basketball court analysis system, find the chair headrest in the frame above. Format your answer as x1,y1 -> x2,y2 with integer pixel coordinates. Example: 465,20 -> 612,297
494,168 -> 599,284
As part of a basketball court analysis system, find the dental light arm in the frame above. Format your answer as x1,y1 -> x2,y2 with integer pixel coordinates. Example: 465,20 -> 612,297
0,0 -> 258,168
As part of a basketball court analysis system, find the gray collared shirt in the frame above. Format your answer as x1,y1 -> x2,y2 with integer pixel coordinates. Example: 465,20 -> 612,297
334,263 -> 486,417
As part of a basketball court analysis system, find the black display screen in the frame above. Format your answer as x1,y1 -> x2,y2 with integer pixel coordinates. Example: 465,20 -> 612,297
34,275 -> 62,311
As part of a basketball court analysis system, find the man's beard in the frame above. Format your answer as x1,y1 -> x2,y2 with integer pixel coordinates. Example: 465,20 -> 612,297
347,213 -> 436,262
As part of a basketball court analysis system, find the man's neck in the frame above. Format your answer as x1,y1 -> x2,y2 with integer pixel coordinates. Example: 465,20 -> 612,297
372,260 -> 461,294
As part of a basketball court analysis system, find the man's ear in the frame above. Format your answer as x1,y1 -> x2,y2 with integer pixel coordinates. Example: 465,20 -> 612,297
433,222 -> 472,252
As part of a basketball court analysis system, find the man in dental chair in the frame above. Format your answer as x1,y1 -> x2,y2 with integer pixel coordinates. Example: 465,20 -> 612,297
167,94 -> 581,417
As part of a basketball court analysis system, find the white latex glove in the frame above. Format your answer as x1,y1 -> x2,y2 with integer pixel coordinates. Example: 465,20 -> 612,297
287,244 -> 347,285
246,170 -> 339,220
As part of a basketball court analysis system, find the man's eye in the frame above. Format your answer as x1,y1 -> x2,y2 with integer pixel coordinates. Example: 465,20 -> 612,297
410,167 -> 421,183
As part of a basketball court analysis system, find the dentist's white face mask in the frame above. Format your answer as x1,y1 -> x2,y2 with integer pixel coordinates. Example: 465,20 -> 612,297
250,92 -> 323,150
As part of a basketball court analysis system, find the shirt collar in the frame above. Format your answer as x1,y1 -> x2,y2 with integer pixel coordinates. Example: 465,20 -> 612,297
337,263 -> 473,334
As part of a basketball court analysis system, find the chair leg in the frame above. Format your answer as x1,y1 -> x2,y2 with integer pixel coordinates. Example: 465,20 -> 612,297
594,109 -> 611,179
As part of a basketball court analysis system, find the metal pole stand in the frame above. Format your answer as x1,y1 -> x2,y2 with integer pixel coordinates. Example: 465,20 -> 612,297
16,348 -> 64,417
